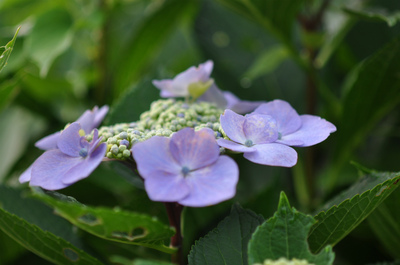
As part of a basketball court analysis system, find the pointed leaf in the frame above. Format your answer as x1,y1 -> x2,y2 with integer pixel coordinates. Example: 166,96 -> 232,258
188,204 -> 264,265
32,188 -> 176,254
0,27 -> 20,73
309,170 -> 400,253
248,192 -> 335,265
344,7 -> 400,27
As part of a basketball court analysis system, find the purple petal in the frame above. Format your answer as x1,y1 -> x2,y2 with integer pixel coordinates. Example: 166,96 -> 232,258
279,115 -> 336,147
169,128 -> 219,170
178,156 -> 239,207
76,109 -> 95,134
243,114 -> 278,144
198,83 -> 227,108
62,143 -> 107,185
144,171 -> 190,202
253,100 -> 301,136
57,123 -> 82,157
92,105 -> 109,129
30,150 -> 82,190
19,165 -> 33,183
152,80 -> 176,98
217,138 -> 257,153
132,136 -> 181,177
35,131 -> 61,150
197,60 -> 213,82
219,109 -> 246,144
243,143 -> 298,167
224,91 -> 264,114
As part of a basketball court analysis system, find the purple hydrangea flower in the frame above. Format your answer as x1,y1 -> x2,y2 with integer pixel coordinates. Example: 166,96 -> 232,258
222,91 -> 265,114
132,127 -> 239,207
217,100 -> 336,166
35,105 -> 109,150
23,122 -> 107,190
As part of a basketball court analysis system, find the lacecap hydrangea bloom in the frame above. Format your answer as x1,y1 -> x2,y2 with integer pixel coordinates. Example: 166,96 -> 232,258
132,127 -> 239,207
152,60 -> 263,114
217,100 -> 336,166
24,123 -> 107,190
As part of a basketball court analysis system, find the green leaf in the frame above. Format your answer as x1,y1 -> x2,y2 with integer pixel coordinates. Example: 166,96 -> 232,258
366,262 -> 400,265
109,256 -> 174,265
106,78 -> 160,125
328,37 -> 400,189
32,188 -> 176,254
188,204 -> 264,265
243,45 -> 289,80
248,192 -> 334,265
368,188 -> 400,259
344,7 -> 400,27
113,0 -> 197,97
0,186 -> 102,265
25,8 -> 74,77
0,78 -> 19,112
308,170 -> 400,253
0,26 -> 20,73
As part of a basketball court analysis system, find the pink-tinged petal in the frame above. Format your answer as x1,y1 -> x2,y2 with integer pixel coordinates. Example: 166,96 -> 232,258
254,100 -> 301,136
220,109 -> 246,144
132,136 -> 181,177
224,91 -> 265,114
178,156 -> 239,207
92,105 -> 109,129
243,114 -> 279,144
197,60 -> 213,82
217,138 -> 257,153
152,80 -> 177,98
280,115 -> 336,147
57,123 -> 82,157
19,165 -> 32,183
35,131 -> 60,150
62,143 -> 107,185
243,143 -> 298,167
198,83 -> 227,108
30,150 -> 82,190
169,128 -> 219,170
144,171 -> 190,202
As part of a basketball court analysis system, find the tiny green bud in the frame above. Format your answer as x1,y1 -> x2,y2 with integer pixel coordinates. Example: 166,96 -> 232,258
123,150 -> 131,158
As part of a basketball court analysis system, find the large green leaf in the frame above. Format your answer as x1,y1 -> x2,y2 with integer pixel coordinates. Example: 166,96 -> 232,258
344,7 -> 400,27
308,170 -> 400,253
368,188 -> 400,259
0,27 -> 20,73
25,8 -> 74,77
32,188 -> 176,254
188,204 -> 264,265
0,186 -> 102,265
0,78 -> 19,112
328,36 -> 400,189
113,0 -> 197,97
248,192 -> 334,265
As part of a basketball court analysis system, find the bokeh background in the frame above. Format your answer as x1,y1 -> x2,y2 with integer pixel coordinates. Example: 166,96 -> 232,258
1,0 -> 400,264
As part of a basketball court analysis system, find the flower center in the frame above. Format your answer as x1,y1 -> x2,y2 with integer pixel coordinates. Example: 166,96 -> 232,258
79,148 -> 88,157
244,139 -> 253,147
181,166 -> 190,177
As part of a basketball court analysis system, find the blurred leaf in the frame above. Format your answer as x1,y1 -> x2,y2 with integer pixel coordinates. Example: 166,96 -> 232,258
344,7 -> 400,27
329,37 -> 400,187
25,8 -> 74,77
0,78 -> 20,111
0,186 -> 102,265
188,204 -> 264,265
107,78 -> 160,124
114,0 -> 198,97
309,170 -> 400,253
368,188 -> 400,259
243,45 -> 289,80
110,256 -> 174,265
0,229 -> 26,265
0,107 -> 44,182
366,262 -> 400,265
248,192 -> 334,265
0,26 -> 20,73
32,188 -> 176,254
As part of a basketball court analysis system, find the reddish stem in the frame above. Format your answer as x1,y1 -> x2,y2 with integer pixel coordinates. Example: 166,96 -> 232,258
164,202 -> 184,265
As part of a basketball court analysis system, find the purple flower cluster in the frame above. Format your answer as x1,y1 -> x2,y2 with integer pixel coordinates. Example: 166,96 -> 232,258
132,128 -> 239,207
217,100 -> 336,166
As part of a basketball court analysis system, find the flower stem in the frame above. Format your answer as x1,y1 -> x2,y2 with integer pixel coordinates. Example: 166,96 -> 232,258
164,202 -> 184,265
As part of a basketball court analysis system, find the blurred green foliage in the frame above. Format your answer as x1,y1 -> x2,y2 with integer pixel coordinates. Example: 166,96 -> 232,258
1,0 -> 400,264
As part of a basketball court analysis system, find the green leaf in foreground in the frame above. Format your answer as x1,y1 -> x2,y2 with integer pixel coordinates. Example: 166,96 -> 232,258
32,188 -> 176,254
308,170 -> 400,253
248,192 -> 334,265
344,7 -> 400,27
0,186 -> 101,265
0,26 -> 20,73
188,204 -> 264,265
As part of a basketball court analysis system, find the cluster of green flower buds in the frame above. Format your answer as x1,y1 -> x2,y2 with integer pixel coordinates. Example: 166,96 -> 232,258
253,258 -> 314,265
90,99 -> 227,160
